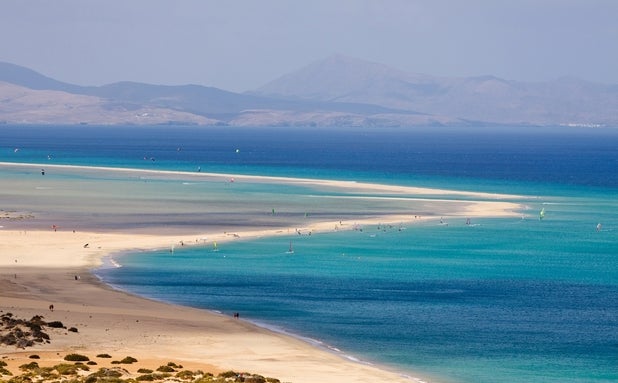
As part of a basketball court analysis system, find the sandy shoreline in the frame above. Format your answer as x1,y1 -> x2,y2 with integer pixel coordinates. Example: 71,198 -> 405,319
0,225 -> 438,383
1,162 -> 524,383
0,161 -> 523,200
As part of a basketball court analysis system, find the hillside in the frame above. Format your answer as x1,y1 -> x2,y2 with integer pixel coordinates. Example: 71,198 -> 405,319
0,81 -> 214,125
1,58 -> 616,127
253,55 -> 618,126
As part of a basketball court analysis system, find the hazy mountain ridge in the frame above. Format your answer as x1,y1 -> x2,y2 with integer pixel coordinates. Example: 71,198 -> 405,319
1,57 -> 616,127
0,61 -> 429,127
0,81 -> 214,125
254,55 -> 618,126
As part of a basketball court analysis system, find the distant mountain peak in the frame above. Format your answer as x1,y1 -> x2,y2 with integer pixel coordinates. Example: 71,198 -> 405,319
254,55 -> 434,102
252,55 -> 618,126
310,53 -> 403,74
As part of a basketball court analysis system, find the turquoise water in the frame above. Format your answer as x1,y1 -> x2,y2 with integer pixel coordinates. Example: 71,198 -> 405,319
100,200 -> 618,383
2,125 -> 618,383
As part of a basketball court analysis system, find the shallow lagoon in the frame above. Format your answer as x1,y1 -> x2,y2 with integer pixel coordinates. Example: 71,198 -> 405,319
3,125 -> 618,383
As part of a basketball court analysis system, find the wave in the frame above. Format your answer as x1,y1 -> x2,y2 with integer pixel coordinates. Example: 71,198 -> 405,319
98,255 -> 123,269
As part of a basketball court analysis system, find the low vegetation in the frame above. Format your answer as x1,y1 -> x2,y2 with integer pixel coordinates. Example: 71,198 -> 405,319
1,313 -> 282,383
111,356 -> 138,365
0,361 -> 10,377
64,354 -> 90,362
0,313 -> 77,348
0,354 -> 281,383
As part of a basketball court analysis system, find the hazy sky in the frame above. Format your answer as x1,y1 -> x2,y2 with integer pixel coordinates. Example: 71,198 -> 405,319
2,0 -> 617,92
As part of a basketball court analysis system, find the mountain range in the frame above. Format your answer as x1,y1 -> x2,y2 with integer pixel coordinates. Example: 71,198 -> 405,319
1,55 -> 616,127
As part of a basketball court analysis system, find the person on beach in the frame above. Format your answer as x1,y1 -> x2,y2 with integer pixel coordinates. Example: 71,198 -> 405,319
49,304 -> 54,312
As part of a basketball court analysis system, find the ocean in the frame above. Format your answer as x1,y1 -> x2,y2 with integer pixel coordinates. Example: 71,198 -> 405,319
1,125 -> 617,383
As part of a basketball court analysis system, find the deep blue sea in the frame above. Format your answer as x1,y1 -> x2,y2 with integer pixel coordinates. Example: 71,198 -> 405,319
2,125 -> 617,383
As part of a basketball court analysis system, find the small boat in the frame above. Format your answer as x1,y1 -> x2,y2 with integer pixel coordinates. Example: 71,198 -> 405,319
213,241 -> 219,252
539,208 -> 545,220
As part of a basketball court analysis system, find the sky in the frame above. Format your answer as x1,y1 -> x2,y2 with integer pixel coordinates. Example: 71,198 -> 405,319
1,0 -> 617,92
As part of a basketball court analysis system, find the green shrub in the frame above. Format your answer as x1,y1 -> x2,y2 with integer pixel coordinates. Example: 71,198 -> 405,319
0,366 -> 12,376
175,370 -> 194,380
0,361 -> 7,367
54,363 -> 79,375
35,366 -> 56,379
218,370 -> 237,378
64,353 -> 90,362
118,356 -> 137,364
90,368 -> 123,378
28,355 -> 40,359
156,365 -> 174,373
5,375 -> 33,383
18,362 -> 39,371
244,375 -> 266,383
137,368 -> 153,374
136,374 -> 155,381
96,354 -> 112,358
53,362 -> 89,375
